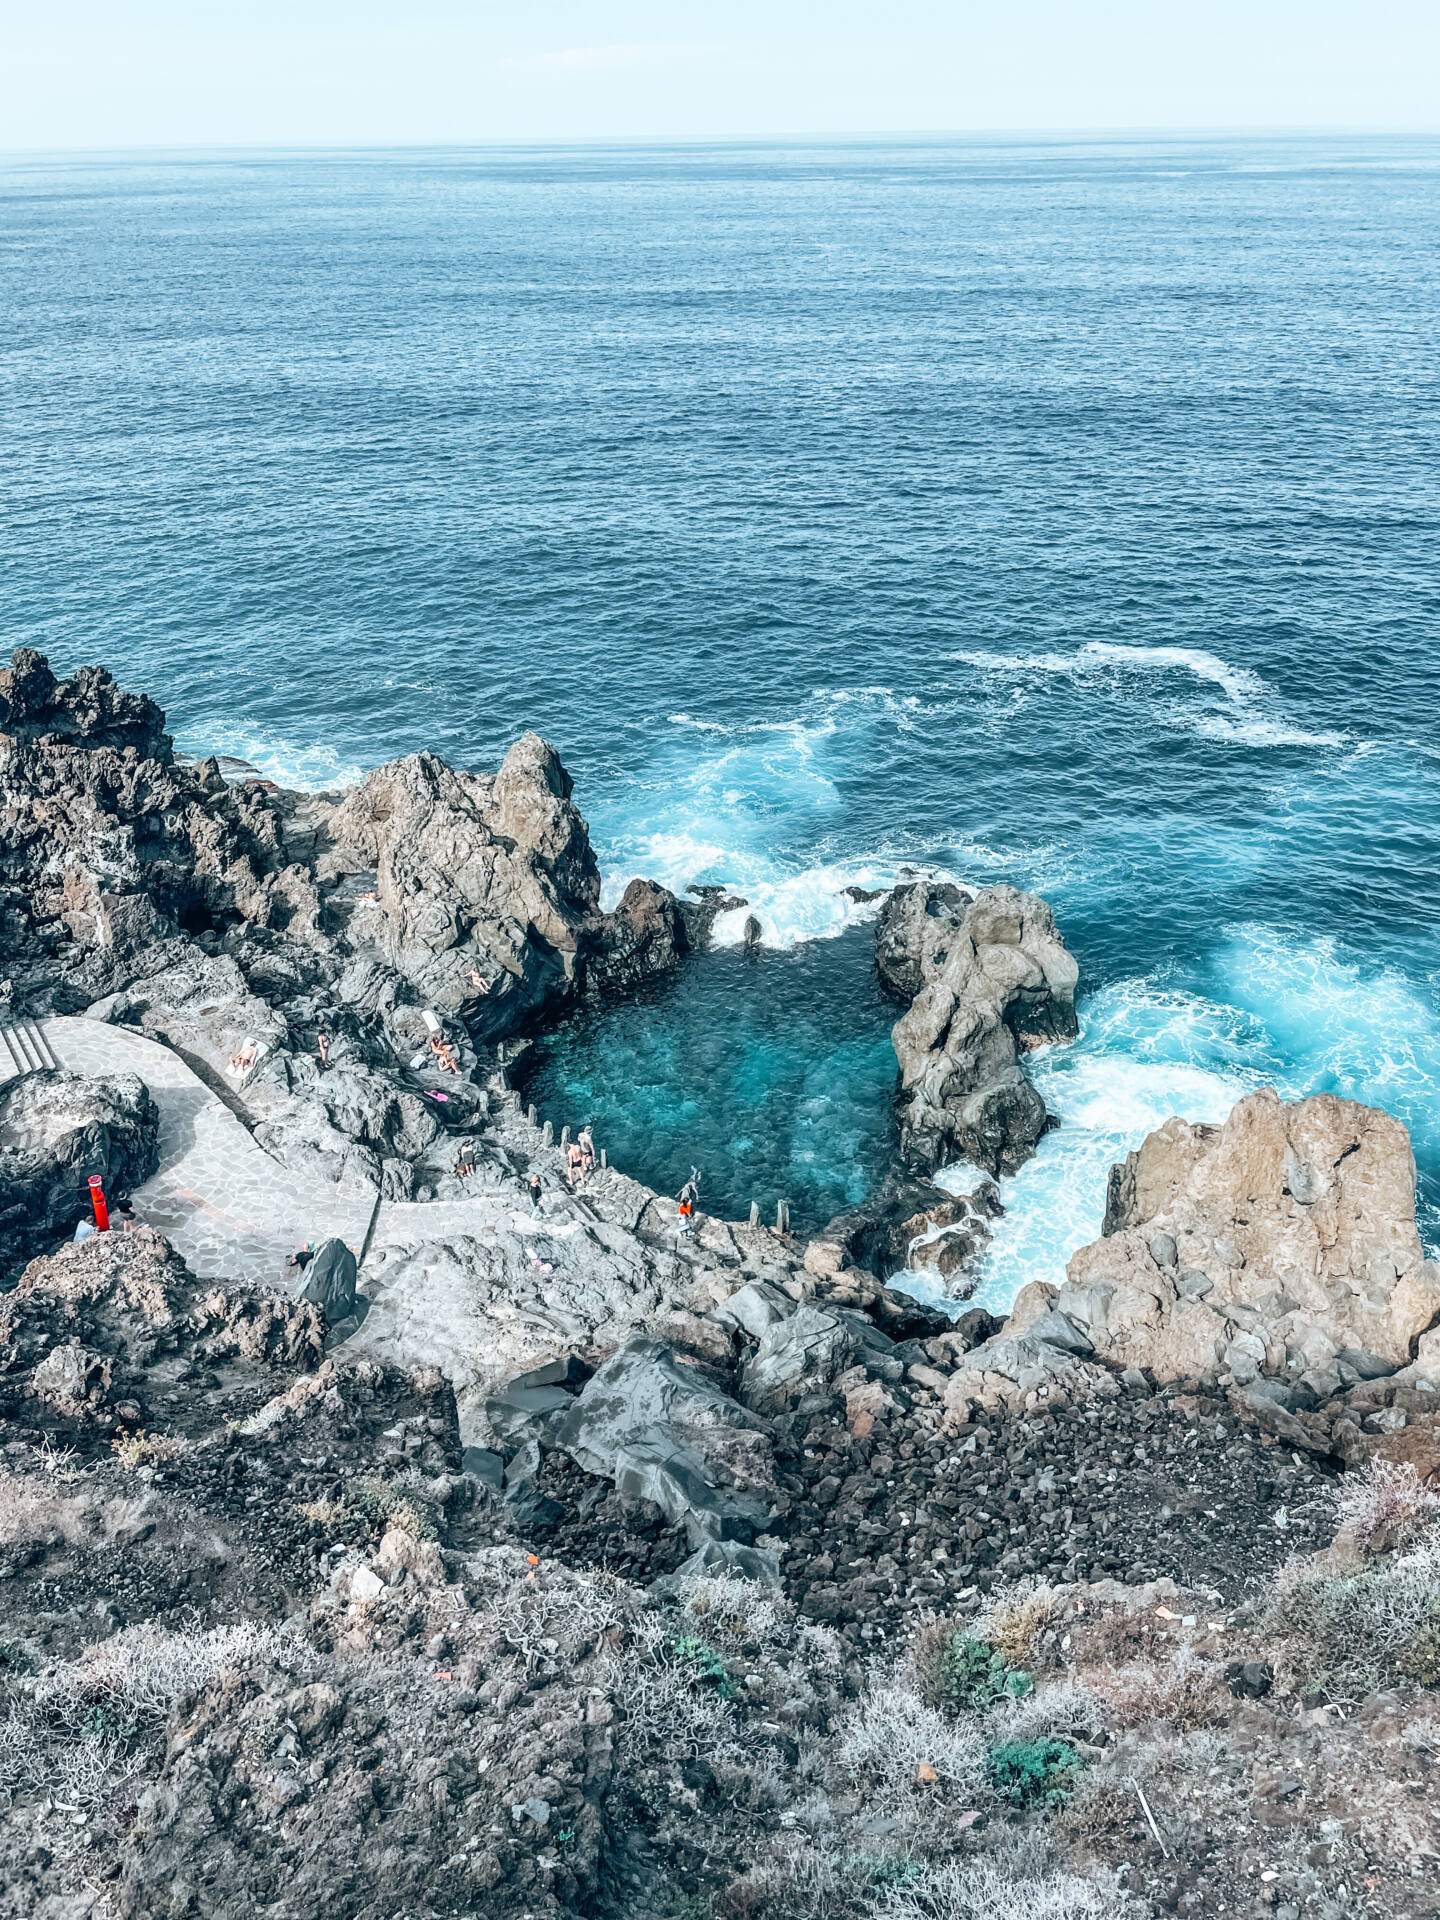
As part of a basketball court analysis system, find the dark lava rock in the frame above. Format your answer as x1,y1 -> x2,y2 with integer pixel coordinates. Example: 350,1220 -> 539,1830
0,1068 -> 160,1269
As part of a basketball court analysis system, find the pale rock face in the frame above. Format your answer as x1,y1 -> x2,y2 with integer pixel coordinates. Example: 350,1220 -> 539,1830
1055,1089 -> 1440,1384
879,882 -> 1079,1176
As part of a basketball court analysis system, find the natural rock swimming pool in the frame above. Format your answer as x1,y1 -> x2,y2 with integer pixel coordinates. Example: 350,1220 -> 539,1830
518,923 -> 900,1234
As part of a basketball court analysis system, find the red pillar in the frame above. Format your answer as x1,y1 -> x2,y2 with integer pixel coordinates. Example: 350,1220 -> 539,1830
88,1176 -> 110,1232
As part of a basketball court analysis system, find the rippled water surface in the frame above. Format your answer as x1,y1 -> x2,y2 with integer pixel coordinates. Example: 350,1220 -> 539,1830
5,136 -> 1438,1288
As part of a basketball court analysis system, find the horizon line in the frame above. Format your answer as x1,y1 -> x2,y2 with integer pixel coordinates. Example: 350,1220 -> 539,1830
4,123 -> 1440,162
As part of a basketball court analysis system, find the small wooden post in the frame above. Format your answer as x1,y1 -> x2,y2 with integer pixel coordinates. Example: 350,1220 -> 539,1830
541,1119 -> 554,1147
749,1201 -> 760,1226
600,1148 -> 608,1169
527,1103 -> 537,1127
560,1124 -> 570,1149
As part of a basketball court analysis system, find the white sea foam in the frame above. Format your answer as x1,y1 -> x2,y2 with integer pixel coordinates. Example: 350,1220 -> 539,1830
177,726 -> 368,793
902,981 -> 1265,1316
947,641 -> 1345,754
600,835 -> 941,949
1076,640 -> 1268,702
1206,924 -> 1440,1179
1189,713 -> 1350,749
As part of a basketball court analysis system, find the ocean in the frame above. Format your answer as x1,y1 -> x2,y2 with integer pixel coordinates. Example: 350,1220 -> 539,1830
5,135 -> 1439,1302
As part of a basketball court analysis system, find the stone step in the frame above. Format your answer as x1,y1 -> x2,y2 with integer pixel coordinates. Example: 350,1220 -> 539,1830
0,1015 -> 60,1086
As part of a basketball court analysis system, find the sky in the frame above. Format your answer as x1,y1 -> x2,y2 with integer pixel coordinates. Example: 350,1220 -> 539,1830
1,0 -> 1437,150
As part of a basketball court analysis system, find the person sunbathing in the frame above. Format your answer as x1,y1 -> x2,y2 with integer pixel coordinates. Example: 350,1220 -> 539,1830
428,1034 -> 460,1074
227,1039 -> 258,1074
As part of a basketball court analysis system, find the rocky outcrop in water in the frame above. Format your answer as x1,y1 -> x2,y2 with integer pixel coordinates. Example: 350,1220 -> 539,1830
937,1088 -> 1440,1468
1061,1089 -> 1440,1390
0,649 -> 688,1191
879,880 -> 1078,1176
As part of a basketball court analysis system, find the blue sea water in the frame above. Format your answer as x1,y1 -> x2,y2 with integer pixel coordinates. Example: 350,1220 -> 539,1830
4,135 -> 1439,1293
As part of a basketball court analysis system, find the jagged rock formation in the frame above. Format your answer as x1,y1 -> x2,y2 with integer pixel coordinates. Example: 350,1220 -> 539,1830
879,880 -> 1078,1176
1062,1089 -> 1440,1390
0,1068 -> 158,1266
938,1089 -> 1440,1468
0,649 -> 687,1191
821,1171 -> 1006,1287
0,1227 -> 325,1436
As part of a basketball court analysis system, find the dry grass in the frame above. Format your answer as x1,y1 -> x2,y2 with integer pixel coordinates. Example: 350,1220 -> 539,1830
834,1678 -> 989,1810
298,1496 -> 347,1530
1264,1521 -> 1440,1694
110,1430 -> 187,1470
1333,1459 -> 1440,1547
59,1620 -> 284,1721
0,1471 -> 96,1549
878,1855 -> 1138,1920
675,1574 -> 792,1654
1079,1647 -> 1227,1731
980,1585 -> 1060,1670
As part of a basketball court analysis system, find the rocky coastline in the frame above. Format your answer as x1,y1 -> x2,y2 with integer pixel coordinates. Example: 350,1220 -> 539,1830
2,648 -> 1438,1920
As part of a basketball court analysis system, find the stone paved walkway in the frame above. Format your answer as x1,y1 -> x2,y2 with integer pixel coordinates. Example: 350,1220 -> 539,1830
40,1018 -> 378,1290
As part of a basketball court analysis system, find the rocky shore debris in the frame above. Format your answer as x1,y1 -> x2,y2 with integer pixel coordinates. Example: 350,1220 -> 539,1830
6,1219 -> 1434,1920
878,879 -> 1079,1176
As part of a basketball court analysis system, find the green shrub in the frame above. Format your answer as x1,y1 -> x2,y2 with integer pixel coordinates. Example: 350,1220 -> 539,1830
934,1634 -> 1033,1716
845,1854 -> 923,1893
670,1634 -> 736,1699
986,1736 -> 1084,1807
1395,1618 -> 1440,1688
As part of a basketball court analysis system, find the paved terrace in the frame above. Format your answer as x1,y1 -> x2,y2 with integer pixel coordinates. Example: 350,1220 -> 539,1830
34,1017 -> 380,1288
6,1018 -> 674,1307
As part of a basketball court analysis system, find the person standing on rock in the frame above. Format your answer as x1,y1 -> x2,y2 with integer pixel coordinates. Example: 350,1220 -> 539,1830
528,1172 -> 543,1217
677,1177 -> 698,1238
578,1124 -> 595,1174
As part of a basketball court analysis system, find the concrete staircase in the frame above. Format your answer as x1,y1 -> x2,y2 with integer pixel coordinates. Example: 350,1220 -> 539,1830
0,1016 -> 61,1088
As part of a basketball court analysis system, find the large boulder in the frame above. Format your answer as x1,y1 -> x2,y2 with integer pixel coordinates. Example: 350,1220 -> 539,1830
323,739 -> 687,1037
740,1303 -> 904,1411
296,1238 -> 359,1326
0,1069 -> 159,1265
324,742 -> 595,1034
554,1337 -> 776,1544
942,1307 -> 1117,1425
881,882 -> 1079,1175
1053,1089 -> 1440,1395
587,877 -> 689,995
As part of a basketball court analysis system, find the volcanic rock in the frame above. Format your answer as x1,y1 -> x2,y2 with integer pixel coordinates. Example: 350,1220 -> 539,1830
881,881 -> 1078,1175
1058,1089 -> 1440,1389
554,1337 -> 776,1544
0,1068 -> 159,1266
0,650 -> 688,1193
